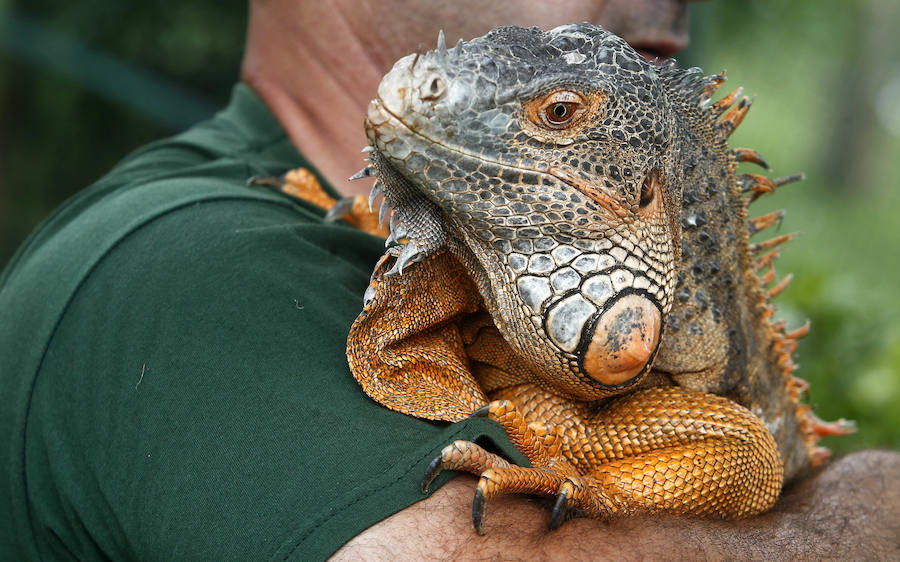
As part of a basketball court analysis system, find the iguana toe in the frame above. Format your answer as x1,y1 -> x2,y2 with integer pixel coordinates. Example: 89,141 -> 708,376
422,440 -> 512,494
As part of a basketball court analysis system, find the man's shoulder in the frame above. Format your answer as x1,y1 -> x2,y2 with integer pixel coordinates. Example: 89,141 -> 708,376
0,92 -> 387,559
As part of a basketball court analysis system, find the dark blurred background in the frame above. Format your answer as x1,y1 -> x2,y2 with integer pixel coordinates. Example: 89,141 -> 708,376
1,0 -> 898,455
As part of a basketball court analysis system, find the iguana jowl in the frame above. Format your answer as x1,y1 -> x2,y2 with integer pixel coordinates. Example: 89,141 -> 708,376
331,24 -> 854,532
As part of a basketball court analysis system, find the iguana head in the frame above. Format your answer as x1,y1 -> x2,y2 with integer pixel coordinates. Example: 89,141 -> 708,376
365,24 -> 683,400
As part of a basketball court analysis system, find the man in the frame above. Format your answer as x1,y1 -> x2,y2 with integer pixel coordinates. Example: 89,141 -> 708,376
1,0 -> 896,559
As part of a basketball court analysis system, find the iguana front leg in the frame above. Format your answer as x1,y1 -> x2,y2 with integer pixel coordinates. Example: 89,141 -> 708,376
425,385 -> 784,533
346,250 -> 490,421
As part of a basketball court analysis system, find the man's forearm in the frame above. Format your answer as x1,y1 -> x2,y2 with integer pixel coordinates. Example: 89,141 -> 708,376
332,451 -> 900,560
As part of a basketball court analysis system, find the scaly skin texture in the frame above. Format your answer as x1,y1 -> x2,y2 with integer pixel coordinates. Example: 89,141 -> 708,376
288,24 -> 853,531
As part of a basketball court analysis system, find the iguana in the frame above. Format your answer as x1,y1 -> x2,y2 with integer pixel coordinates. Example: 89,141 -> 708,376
268,24 -> 854,533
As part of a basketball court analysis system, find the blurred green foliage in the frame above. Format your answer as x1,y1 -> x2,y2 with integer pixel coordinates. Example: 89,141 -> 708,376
1,1 -> 897,454
0,0 -> 245,262
685,0 -> 900,454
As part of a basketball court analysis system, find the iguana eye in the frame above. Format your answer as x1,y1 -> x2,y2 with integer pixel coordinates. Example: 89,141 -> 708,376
528,90 -> 587,130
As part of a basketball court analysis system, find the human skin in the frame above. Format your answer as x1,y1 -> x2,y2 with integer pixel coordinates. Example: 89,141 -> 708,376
332,451 -> 899,560
241,1 -> 900,558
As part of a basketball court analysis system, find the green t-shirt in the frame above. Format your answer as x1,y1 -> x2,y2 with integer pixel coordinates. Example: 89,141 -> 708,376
0,84 -> 523,560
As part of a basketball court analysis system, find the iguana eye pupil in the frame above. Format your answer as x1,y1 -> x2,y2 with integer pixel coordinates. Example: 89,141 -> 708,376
545,102 -> 576,124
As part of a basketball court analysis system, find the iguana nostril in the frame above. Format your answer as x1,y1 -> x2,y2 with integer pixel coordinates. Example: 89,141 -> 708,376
420,74 -> 447,101
583,294 -> 660,386
374,53 -> 419,118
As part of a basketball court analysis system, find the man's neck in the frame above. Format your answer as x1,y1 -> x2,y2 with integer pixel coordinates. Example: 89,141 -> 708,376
241,2 -> 391,198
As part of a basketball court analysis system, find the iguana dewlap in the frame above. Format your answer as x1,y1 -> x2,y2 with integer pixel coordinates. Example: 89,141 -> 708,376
309,24 -> 854,532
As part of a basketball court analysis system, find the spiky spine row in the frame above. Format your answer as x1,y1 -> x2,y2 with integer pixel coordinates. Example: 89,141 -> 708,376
703,73 -> 852,469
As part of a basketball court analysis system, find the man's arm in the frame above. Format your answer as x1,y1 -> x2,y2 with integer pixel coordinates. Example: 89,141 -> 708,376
333,450 -> 899,560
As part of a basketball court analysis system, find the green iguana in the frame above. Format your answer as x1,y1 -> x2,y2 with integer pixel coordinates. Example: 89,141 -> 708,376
285,24 -> 854,533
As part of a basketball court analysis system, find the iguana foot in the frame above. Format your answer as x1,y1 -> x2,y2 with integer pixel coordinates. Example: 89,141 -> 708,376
422,437 -> 602,534
249,167 -> 389,237
422,401 -> 613,534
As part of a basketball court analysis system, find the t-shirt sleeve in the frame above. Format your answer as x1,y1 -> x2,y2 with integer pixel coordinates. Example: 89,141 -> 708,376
19,195 -> 521,560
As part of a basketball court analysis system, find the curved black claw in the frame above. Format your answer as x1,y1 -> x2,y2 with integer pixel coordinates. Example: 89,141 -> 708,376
472,405 -> 491,418
324,196 -> 356,222
549,487 -> 570,530
421,455 -> 444,494
472,486 -> 486,535
246,174 -> 284,188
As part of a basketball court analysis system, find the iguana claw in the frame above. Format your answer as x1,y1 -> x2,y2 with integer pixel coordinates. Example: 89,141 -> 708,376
421,455 -> 444,493
385,241 -> 425,276
323,196 -> 356,222
472,486 -> 486,535
472,404 -> 491,418
245,174 -> 283,188
549,486 -> 570,530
